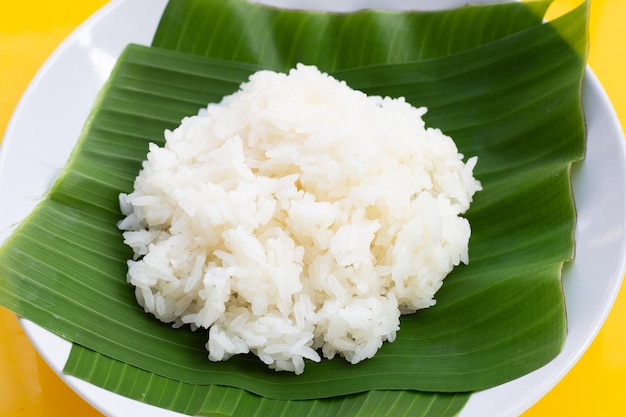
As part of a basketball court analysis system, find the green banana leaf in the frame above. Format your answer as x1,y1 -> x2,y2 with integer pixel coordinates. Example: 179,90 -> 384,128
0,0 -> 588,415
152,0 -> 553,69
65,345 -> 471,417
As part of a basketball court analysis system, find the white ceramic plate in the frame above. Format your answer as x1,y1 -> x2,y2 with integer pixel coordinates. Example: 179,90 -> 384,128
1,1 -> 625,416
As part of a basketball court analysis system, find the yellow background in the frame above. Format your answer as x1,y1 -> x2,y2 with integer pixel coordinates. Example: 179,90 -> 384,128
1,0 -> 624,415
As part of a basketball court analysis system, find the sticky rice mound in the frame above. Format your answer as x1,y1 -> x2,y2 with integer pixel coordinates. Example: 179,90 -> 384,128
118,64 -> 481,374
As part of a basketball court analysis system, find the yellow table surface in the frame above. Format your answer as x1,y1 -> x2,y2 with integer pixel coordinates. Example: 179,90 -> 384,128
1,0 -> 625,416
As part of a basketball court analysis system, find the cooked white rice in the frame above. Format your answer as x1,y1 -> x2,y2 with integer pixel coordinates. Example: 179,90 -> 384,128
118,64 -> 481,374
